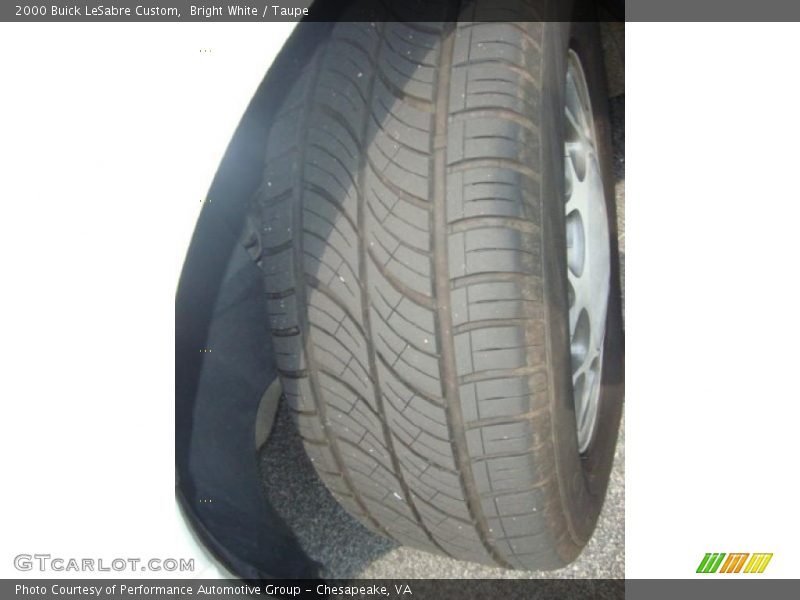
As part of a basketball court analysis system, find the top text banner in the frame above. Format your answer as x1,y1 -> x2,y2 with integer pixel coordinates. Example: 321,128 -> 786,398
4,0 -> 800,22
5,2 -> 317,21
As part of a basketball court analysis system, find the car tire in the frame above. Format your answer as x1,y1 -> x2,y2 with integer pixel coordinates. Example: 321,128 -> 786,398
249,5 -> 624,570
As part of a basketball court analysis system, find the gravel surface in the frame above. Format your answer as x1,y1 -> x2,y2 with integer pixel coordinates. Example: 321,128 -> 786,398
259,68 -> 625,582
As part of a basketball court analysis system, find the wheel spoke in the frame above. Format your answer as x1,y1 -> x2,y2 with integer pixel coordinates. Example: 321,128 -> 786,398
565,154 -> 591,216
563,50 -> 611,454
565,103 -> 590,148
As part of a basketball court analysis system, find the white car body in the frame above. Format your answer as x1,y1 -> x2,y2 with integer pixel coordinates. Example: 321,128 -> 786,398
0,21 -> 300,580
173,22 -> 299,291
171,22 -> 297,579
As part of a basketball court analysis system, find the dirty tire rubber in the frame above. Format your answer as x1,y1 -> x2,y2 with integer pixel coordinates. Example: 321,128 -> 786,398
250,7 -> 624,571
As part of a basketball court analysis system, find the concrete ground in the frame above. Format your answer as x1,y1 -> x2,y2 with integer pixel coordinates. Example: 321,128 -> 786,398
258,90 -> 625,579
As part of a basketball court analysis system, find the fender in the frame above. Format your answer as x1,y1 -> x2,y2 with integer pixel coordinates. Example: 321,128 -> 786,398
174,0 -> 399,579
175,19 -> 336,581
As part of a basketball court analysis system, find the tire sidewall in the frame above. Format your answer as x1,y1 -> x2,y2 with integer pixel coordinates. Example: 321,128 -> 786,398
540,19 -> 624,559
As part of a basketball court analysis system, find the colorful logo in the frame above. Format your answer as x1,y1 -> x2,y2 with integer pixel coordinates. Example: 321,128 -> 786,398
696,553 -> 773,574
